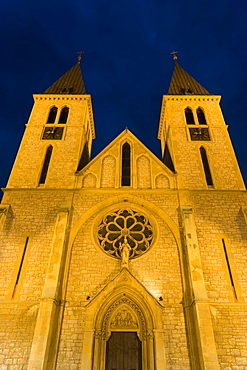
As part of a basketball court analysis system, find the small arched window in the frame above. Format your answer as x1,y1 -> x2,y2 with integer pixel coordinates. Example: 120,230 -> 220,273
197,107 -> 207,125
39,146 -> 53,184
58,107 -> 69,124
47,107 -> 58,124
185,107 -> 195,125
200,147 -> 213,186
122,143 -> 131,186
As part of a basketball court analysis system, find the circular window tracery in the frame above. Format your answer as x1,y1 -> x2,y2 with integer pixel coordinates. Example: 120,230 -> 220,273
97,209 -> 153,259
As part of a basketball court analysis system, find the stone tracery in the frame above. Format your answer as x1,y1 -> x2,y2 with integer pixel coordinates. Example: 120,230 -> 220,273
97,209 -> 153,259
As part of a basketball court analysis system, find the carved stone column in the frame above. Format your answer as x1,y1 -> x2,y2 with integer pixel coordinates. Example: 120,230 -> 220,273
27,207 -> 70,370
180,206 -> 220,370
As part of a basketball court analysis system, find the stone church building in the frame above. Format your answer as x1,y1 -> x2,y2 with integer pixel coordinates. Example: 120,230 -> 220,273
0,59 -> 247,370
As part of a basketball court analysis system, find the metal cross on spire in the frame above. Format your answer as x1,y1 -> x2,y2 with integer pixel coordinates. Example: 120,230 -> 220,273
170,51 -> 178,61
77,51 -> 84,64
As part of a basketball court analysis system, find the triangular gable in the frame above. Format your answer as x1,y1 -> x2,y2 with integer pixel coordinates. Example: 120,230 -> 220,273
76,129 -> 176,189
85,267 -> 162,310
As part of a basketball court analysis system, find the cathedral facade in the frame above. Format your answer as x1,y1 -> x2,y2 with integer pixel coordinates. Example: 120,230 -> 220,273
0,60 -> 247,370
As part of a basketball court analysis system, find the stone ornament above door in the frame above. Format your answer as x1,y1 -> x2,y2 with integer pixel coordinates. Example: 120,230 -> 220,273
110,307 -> 138,329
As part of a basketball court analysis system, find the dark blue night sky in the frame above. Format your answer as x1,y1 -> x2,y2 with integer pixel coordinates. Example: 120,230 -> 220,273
1,0 -> 247,188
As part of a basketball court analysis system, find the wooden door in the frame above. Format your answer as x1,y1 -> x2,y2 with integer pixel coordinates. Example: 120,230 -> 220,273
105,332 -> 142,370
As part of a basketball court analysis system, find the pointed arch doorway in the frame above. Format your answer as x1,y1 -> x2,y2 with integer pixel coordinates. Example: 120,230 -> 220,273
91,294 -> 156,370
106,331 -> 142,370
81,270 -> 167,370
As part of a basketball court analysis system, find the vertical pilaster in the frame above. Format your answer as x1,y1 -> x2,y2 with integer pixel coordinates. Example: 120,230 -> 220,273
180,206 -> 220,370
153,330 -> 166,370
181,206 -> 207,301
27,207 -> 70,370
147,331 -> 155,370
89,330 -> 99,370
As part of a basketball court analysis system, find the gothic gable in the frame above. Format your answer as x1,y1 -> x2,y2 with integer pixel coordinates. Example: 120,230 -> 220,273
76,129 -> 176,189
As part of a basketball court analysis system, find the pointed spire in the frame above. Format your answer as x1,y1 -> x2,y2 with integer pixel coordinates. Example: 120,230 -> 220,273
43,63 -> 86,94
168,61 -> 211,95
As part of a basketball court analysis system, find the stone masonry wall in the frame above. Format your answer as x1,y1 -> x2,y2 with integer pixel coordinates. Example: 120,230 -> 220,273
210,305 -> 247,369
0,190 -> 69,299
0,302 -> 38,369
186,192 -> 247,303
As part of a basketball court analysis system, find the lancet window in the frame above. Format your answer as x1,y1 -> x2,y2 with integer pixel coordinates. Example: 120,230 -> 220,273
200,146 -> 213,186
185,107 -> 195,125
121,142 -> 131,186
197,107 -> 207,125
58,106 -> 69,124
46,106 -> 58,124
222,238 -> 237,300
39,145 -> 53,184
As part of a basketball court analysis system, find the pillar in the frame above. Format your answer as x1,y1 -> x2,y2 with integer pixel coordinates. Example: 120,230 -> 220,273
27,207 -> 70,370
180,206 -> 220,370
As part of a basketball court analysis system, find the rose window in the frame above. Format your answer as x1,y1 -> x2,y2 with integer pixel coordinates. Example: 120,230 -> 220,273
97,209 -> 153,259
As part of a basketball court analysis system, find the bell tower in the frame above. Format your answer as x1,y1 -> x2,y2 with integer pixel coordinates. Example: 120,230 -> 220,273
158,61 -> 245,190
7,60 -> 95,189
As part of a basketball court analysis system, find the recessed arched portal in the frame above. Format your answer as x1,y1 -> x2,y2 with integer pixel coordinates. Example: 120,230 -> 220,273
79,268 -> 166,370
92,291 -> 155,370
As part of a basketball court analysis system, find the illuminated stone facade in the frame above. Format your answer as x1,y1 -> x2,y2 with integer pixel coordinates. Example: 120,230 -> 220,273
0,62 -> 247,369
